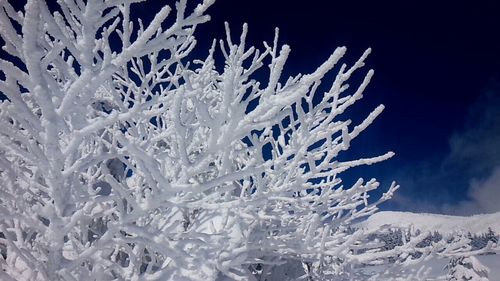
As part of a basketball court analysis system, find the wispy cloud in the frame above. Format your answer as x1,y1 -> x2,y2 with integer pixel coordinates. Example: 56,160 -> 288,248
445,166 -> 500,215
392,83 -> 500,215
445,89 -> 500,180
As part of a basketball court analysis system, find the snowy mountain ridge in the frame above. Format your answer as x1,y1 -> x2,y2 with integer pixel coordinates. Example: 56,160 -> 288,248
358,211 -> 500,235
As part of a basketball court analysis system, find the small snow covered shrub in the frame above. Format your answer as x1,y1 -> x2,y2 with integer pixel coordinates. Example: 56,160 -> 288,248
0,0 -> 437,280
446,256 -> 489,281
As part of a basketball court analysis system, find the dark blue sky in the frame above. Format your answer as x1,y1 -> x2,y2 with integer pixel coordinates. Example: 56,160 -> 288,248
3,0 -> 499,214
192,0 -> 500,214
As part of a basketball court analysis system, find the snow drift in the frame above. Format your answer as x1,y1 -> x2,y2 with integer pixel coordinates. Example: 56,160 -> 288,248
358,211 -> 500,235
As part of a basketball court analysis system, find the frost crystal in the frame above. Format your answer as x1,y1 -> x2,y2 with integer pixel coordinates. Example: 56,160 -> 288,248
1,1 -> 495,280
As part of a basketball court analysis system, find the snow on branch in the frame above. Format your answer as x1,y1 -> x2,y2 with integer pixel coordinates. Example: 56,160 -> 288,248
1,1 -> 486,280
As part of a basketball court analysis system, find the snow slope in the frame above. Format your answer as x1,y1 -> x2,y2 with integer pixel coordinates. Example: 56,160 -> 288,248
357,211 -> 500,280
360,255 -> 500,281
358,211 -> 500,235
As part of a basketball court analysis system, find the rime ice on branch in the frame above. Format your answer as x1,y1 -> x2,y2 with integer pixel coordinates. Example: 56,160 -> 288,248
0,0 -> 417,280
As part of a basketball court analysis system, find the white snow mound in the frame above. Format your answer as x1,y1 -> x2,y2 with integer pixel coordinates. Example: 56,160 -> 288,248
358,211 -> 500,235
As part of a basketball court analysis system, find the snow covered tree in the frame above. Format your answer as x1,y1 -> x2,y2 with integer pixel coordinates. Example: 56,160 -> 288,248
354,227 -> 499,281
446,256 -> 489,281
441,232 -> 500,281
0,0 -> 458,280
470,228 -> 499,251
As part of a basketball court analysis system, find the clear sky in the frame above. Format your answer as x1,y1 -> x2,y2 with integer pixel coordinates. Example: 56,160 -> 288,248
193,0 -> 500,215
3,0 -> 499,215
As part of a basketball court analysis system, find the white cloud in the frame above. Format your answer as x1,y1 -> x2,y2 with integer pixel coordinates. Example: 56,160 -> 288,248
468,165 -> 500,213
445,89 -> 500,179
443,88 -> 500,215
391,86 -> 500,215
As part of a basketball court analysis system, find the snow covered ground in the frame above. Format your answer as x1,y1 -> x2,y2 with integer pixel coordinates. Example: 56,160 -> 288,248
480,255 -> 500,281
358,254 -> 500,280
357,211 -> 500,280
359,211 -> 500,235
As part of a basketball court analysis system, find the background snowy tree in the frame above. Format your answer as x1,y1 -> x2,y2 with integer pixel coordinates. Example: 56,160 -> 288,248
1,0 -> 497,280
446,256 -> 489,281
469,228 -> 499,251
